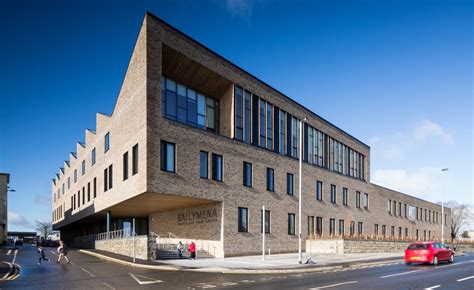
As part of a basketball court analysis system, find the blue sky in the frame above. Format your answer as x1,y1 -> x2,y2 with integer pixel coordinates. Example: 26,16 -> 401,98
0,0 -> 472,231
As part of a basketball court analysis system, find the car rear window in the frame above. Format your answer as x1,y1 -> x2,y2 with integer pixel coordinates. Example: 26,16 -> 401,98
408,244 -> 429,250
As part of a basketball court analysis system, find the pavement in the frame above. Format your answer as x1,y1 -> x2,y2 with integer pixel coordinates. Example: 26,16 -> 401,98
0,245 -> 472,289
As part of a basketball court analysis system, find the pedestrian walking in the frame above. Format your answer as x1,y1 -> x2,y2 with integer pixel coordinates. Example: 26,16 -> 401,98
37,244 -> 50,265
189,241 -> 196,260
57,240 -> 70,264
177,241 -> 184,259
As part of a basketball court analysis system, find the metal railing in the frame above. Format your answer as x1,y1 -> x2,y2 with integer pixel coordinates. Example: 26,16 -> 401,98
72,229 -> 136,247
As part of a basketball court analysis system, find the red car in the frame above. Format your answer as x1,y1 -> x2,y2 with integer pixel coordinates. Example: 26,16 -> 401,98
404,242 -> 454,265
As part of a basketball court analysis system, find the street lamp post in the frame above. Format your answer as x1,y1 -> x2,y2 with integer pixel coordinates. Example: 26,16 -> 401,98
441,168 -> 448,242
298,117 -> 307,264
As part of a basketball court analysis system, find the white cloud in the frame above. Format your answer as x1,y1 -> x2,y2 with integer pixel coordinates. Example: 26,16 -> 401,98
414,119 -> 454,144
8,212 -> 33,229
34,194 -> 51,206
372,167 -> 442,200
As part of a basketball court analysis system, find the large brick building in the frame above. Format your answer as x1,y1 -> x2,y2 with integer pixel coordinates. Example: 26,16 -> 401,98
52,12 -> 450,257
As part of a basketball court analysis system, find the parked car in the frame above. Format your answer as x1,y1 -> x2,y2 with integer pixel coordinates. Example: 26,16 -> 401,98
404,242 -> 454,265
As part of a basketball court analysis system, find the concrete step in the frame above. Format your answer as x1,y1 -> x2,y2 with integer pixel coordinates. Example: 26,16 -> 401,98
156,249 -> 214,260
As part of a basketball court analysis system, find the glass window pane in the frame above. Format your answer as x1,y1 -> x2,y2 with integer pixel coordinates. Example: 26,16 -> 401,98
187,99 -> 197,125
166,79 -> 176,92
187,89 -> 196,100
200,151 -> 208,178
166,143 -> 175,172
166,91 -> 177,119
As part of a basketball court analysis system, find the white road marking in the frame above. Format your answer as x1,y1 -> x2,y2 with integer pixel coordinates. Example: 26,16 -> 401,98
6,250 -> 11,255
1,262 -> 13,280
12,250 -> 18,264
309,281 -> 358,289
79,266 -> 95,278
380,270 -> 421,279
239,280 -> 255,283
221,282 -> 238,286
457,276 -> 474,282
129,273 -> 163,285
102,282 -> 116,290
424,285 -> 441,289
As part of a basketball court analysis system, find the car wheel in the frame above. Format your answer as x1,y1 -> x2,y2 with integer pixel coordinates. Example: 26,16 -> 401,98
448,254 -> 454,263
432,255 -> 438,265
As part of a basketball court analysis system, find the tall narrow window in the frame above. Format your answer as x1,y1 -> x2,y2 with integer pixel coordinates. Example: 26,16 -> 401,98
288,213 -> 295,235
108,164 -> 113,190
329,218 -> 335,236
123,152 -> 129,181
82,160 -> 85,176
357,222 -> 363,236
266,168 -> 274,192
343,188 -> 348,206
238,207 -> 248,232
350,221 -> 355,236
316,181 -> 323,201
243,162 -> 252,187
375,224 -> 379,236
279,110 -> 286,154
104,167 -> 108,192
67,177 -> 70,189
93,177 -> 97,198
330,184 -> 337,204
104,132 -> 110,153
356,191 -> 361,208
82,187 -> 85,205
87,182 -> 91,202
338,219 -> 345,236
212,154 -> 223,181
261,209 -> 271,234
74,169 -> 77,183
287,173 -> 294,195
316,217 -> 323,236
160,141 -> 176,173
132,144 -> 138,175
308,216 -> 315,236
259,99 -> 266,147
92,148 -> 96,166
244,90 -> 251,144
266,103 -> 273,150
235,86 -> 243,141
363,193 -> 369,209
77,191 -> 80,207
382,225 -> 386,237
200,151 -> 208,179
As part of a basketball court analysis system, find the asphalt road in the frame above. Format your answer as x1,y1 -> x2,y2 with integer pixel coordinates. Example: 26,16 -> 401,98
1,245 -> 472,290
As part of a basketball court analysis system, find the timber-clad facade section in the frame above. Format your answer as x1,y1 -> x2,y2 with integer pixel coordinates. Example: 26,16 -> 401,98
51,12 -> 451,258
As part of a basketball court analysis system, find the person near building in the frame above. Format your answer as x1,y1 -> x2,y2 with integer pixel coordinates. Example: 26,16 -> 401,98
189,241 -> 196,260
57,240 -> 70,264
177,241 -> 184,258
37,244 -> 50,265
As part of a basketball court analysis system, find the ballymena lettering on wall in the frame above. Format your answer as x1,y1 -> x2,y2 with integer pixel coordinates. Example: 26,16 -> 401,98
177,208 -> 218,225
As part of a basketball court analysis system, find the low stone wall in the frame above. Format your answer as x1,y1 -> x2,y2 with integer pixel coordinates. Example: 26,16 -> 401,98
306,239 -> 344,254
306,239 -> 410,254
95,235 -> 148,260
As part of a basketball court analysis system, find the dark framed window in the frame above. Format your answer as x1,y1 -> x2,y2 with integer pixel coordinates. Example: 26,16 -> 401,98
160,141 -> 176,173
391,226 -> 395,237
308,216 -> 315,236
82,160 -> 85,176
338,219 -> 345,236
261,209 -> 270,234
74,169 -> 77,183
123,152 -> 129,181
77,191 -> 80,207
243,162 -> 252,187
316,181 -> 322,201
200,151 -> 208,179
357,222 -> 363,236
287,173 -> 294,195
104,132 -> 110,153
266,168 -> 274,192
244,90 -> 251,144
330,184 -> 337,204
329,218 -> 335,236
93,177 -> 97,198
405,228 -> 408,237
212,153 -> 223,181
363,193 -> 369,209
374,224 -> 379,236
350,221 -> 355,236
316,217 -> 322,236
67,177 -> 70,189
356,191 -> 361,208
132,144 -> 138,175
109,164 -> 113,189
92,148 -> 96,166
87,182 -> 91,202
104,167 -> 108,192
343,188 -> 348,206
288,213 -> 295,235
238,207 -> 248,232
82,187 -> 85,205
234,85 -> 243,141
382,225 -> 386,237
399,227 -> 402,238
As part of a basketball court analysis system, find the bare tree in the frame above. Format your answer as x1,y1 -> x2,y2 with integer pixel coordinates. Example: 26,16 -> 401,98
36,221 -> 52,239
461,231 -> 470,239
439,201 -> 473,240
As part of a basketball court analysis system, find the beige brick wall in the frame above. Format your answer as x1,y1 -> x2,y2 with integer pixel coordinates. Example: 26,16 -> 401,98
95,236 -> 148,260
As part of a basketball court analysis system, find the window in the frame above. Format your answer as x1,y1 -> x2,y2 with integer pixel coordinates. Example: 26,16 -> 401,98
288,213 -> 295,235
266,103 -> 273,150
357,222 -> 363,236
243,162 -> 252,187
287,173 -> 294,195
93,177 -> 97,198
132,144 -> 138,175
343,188 -> 348,206
104,132 -> 110,153
316,217 -> 323,236
104,167 -> 108,192
212,154 -> 223,181
82,187 -> 85,205
108,164 -> 113,189
67,177 -> 70,190
330,184 -> 337,204
374,224 -> 379,236
160,141 -> 176,173
291,116 -> 299,158
391,226 -> 395,237
363,193 -> 369,209
238,207 -> 248,232
405,228 -> 408,238
244,90 -> 251,144
74,169 -> 77,183
77,191 -> 80,207
234,86 -> 243,141
82,160 -> 86,176
308,216 -> 315,236
316,181 -> 322,201
199,151 -> 208,179
62,183 -> 64,195
398,227 -> 402,238
123,152 -> 129,181
382,225 -> 386,237
404,204 -> 407,218
87,182 -> 91,202
416,229 -> 419,240
279,110 -> 286,154
261,210 -> 270,234
350,221 -> 355,236
164,77 -> 219,132
329,218 -> 336,236
259,99 -> 266,147
92,148 -> 96,166
338,219 -> 345,236
356,191 -> 361,208
388,200 -> 391,214
266,168 -> 274,192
